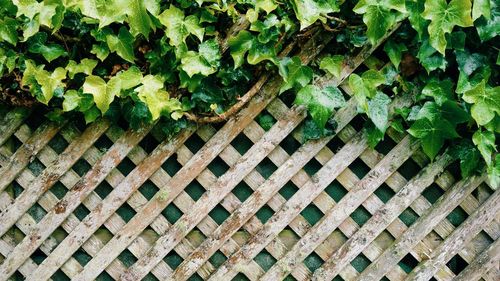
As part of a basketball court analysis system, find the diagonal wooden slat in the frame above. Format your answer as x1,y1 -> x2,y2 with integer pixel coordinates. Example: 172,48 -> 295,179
454,238 -> 500,281
0,108 -> 31,147
404,188 -> 500,281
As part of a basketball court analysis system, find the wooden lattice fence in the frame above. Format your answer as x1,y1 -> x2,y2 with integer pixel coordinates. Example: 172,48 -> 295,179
0,24 -> 498,281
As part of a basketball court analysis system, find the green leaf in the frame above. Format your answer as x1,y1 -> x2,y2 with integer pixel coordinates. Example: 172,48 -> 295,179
91,43 -> 110,61
247,40 -> 277,65
475,0 -> 499,41
22,60 -> 67,104
289,0 -> 339,30
422,0 -> 473,55
421,79 -> 453,105
135,75 -> 182,120
450,140 -> 481,177
106,27 -> 135,63
354,0 -> 406,44
319,55 -> 343,78
158,5 -> 204,46
487,154 -> 499,189
295,85 -> 345,128
463,81 -> 500,126
114,66 -> 143,91
472,0 -> 491,21
82,75 -> 121,114
127,0 -> 159,37
279,57 -> 313,94
27,32 -> 66,62
66,59 -> 98,79
472,130 -> 496,165
255,0 -> 278,14
367,92 -> 391,131
228,30 -> 254,68
408,117 -> 459,160
0,17 -> 18,46
180,39 -> 220,77
383,40 -> 407,68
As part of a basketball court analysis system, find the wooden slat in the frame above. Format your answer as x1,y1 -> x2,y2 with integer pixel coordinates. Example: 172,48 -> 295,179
404,188 -> 500,281
0,108 -> 30,147
454,238 -> 500,281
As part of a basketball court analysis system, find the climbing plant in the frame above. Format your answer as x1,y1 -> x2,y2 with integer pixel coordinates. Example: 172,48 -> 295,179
0,0 -> 498,186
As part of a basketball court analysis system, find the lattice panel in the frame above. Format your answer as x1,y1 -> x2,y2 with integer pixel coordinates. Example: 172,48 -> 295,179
0,25 -> 498,281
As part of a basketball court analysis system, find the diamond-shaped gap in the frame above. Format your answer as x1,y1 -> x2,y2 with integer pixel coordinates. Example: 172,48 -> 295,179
398,253 -> 419,273
96,270 -> 113,281
422,183 -> 445,204
118,248 -> 137,268
116,157 -> 135,176
209,204 -> 230,225
5,134 -> 23,152
279,134 -> 302,156
117,116 -> 130,132
304,252 -> 324,273
324,180 -> 348,203
374,134 -> 398,155
350,205 -> 371,227
49,181 -> 68,199
186,227 -> 206,248
279,181 -> 299,200
256,204 -> 274,224
48,133 -> 69,154
185,180 -> 206,201
51,226 -> 68,245
184,133 -> 205,154
472,183 -> 493,204
93,133 -> 113,152
326,135 -> 344,153
138,180 -> 159,200
349,115 -> 366,132
254,249 -> 276,272
73,203 -> 90,221
255,158 -> 277,179
446,206 -> 468,227
51,269 -> 70,281
8,180 -> 24,198
143,273 -> 159,281
162,203 -> 183,224
398,158 -> 421,181
138,133 -> 160,154
27,158 -> 45,176
162,153 -> 182,177
190,272 -> 204,281
232,181 -> 253,202
301,203 -> 324,226
231,133 -> 254,155
348,159 -> 371,180
163,250 -> 183,270
279,227 -> 300,250
303,158 -> 322,177
207,156 -> 229,177
116,202 -> 136,222
350,253 -> 371,273
279,90 -> 295,108
94,181 -> 113,199
399,207 -> 419,227
209,250 -> 227,268
374,183 -> 395,203
72,158 -> 92,177
446,254 -> 468,275
24,108 -> 45,130
27,202 -> 47,222
257,110 -> 277,131
73,249 -> 92,266
30,248 -> 47,265
233,273 -> 251,280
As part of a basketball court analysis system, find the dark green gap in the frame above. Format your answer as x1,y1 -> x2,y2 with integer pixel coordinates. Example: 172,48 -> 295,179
207,156 -> 229,177
422,184 -> 444,204
279,182 -> 299,200
349,115 -> 366,132
73,249 -> 92,266
51,269 -> 70,281
162,154 -> 182,176
6,135 -> 23,152
255,158 -> 277,179
50,181 -> 68,199
143,273 -> 159,281
284,275 -> 297,281
256,205 -> 274,224
185,180 -> 205,201
374,135 -> 397,155
163,250 -> 183,270
280,134 -> 302,155
233,273 -> 250,281
190,272 -> 204,281
324,180 -> 347,203
116,202 -> 136,222
231,133 -> 253,155
350,205 -> 371,227
94,181 -> 113,199
209,250 -> 227,268
24,107 -> 45,130
326,136 -> 344,153
94,134 -> 114,151
116,157 -> 135,176
303,158 -> 322,176
73,204 -> 90,221
73,158 -> 92,177
254,249 -> 276,271
304,252 -> 324,272
374,183 -> 395,203
28,158 -> 45,176
257,110 -> 277,131
48,133 -> 69,154
27,203 -> 46,222
30,249 -> 46,265
399,207 -> 419,227
138,180 -> 159,200
398,253 -> 419,273
184,133 -> 205,154
209,204 -> 230,225
96,270 -> 113,281
349,159 -> 370,179
118,249 -> 137,268
232,181 -> 253,202
162,203 -> 183,224
398,158 -> 421,181
446,206 -> 468,227
350,253 -> 371,272
446,254 -> 468,275
301,204 -> 323,226
138,133 -> 160,154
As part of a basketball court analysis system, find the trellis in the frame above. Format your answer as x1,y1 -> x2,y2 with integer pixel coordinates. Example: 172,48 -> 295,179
0,22 -> 498,281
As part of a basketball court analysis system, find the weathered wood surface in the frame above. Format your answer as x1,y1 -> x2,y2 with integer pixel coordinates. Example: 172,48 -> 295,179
0,19 -> 498,281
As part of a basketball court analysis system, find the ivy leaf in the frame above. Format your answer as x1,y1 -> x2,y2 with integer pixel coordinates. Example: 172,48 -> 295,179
422,0 -> 473,55
475,0 -> 499,41
255,0 -> 278,14
289,0 -> 339,30
82,75 -> 121,114
295,85 -> 345,128
135,75 -> 182,120
367,92 -> 391,131
247,40 -> 277,65
106,27 -> 135,63
114,66 -> 143,91
158,5 -> 204,46
91,43 -> 110,61
180,39 -> 220,77
417,38 -> 448,73
27,32 -> 66,62
472,130 -> 496,165
450,140 -> 481,177
66,59 -> 98,79
279,56 -> 313,94
319,55 -> 344,78
228,30 -> 254,68
127,0 -> 159,37
0,17 -> 18,46
472,0 -> 491,21
487,154 -> 499,189
463,81 -> 500,126
421,79 -> 453,105
383,40 -> 407,68
22,60 -> 67,104
408,117 -> 459,160
354,0 -> 406,44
